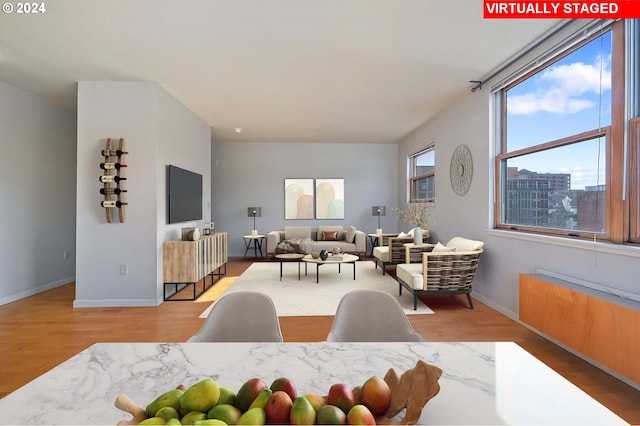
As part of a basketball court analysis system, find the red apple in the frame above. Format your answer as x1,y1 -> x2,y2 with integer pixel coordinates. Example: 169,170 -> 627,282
327,383 -> 355,414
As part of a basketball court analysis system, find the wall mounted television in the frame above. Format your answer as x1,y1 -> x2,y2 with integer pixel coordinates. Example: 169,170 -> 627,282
167,165 -> 203,224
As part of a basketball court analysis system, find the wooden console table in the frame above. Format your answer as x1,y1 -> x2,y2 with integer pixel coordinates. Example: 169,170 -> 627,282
163,232 -> 227,301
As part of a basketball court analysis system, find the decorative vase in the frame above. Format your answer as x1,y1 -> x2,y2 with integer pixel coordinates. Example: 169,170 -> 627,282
191,228 -> 201,241
413,227 -> 423,245
319,250 -> 328,260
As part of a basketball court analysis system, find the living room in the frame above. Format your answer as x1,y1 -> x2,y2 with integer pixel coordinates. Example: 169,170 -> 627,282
1,1 -> 640,423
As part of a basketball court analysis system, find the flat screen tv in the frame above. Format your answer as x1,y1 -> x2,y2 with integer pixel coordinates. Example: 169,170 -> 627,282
167,165 -> 203,224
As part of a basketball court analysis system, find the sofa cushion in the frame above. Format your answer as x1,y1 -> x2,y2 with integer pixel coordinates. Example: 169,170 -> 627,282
396,263 -> 424,290
322,230 -> 338,240
433,242 -> 456,252
373,246 -> 389,262
285,226 -> 311,240
317,226 -> 344,240
446,236 -> 484,251
346,225 -> 357,243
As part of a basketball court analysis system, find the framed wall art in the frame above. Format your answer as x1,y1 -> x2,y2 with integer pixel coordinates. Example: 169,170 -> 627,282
315,178 -> 344,219
284,178 -> 314,219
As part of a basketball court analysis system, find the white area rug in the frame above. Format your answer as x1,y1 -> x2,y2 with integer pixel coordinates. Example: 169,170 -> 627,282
200,260 -> 434,317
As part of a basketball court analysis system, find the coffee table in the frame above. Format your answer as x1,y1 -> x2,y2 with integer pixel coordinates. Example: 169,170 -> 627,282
302,253 -> 359,283
275,253 -> 306,280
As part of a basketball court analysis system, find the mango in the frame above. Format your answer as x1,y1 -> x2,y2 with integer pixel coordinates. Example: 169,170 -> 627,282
194,420 -> 227,425
301,394 -> 327,413
237,407 -> 266,425
264,390 -> 293,425
316,405 -> 347,425
216,387 -> 236,406
155,407 -> 180,422
179,379 -> 220,413
249,388 -> 273,410
146,389 -> 185,417
181,411 -> 207,425
290,396 -> 316,425
269,377 -> 297,400
138,417 -> 167,425
166,418 -> 182,426
346,405 -> 375,425
208,404 -> 242,425
235,378 -> 268,412
327,383 -> 355,414
359,376 -> 391,416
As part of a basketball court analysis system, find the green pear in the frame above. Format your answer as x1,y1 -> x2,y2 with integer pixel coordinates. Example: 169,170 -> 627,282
181,411 -> 207,425
166,419 -> 182,426
237,407 -> 266,425
138,417 -> 167,425
207,404 -> 242,425
248,388 -> 272,410
155,406 -> 180,422
146,389 -> 185,417
179,379 -> 220,413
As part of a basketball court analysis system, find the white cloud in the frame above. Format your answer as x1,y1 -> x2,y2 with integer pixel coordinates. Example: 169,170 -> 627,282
508,54 -> 611,116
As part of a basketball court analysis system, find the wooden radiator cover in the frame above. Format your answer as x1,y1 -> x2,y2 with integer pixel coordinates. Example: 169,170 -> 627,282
520,273 -> 640,385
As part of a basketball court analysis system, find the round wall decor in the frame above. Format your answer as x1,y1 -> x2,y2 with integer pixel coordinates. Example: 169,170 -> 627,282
450,144 -> 473,196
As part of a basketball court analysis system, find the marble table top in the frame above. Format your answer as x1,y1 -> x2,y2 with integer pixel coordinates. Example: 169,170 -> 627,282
0,342 -> 627,425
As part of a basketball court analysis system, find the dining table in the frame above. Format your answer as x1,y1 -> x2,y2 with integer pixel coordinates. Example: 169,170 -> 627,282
0,341 -> 627,425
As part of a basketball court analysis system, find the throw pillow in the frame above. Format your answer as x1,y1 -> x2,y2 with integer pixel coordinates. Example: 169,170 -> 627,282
433,242 -> 456,252
398,232 -> 408,238
407,228 -> 415,237
322,230 -> 338,241
346,225 -> 357,243
446,236 -> 484,251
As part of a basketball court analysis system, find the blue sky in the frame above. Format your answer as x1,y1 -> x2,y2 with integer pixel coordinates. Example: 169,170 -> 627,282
506,31 -> 611,190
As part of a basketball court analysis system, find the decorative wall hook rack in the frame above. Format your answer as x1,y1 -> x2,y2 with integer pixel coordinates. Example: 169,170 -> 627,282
469,80 -> 483,92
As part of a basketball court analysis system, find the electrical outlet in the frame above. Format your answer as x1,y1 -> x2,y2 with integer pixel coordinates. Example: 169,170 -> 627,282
120,264 -> 128,275
63,250 -> 71,260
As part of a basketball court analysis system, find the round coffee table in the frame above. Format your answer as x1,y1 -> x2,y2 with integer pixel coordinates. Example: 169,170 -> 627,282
275,253 -> 306,281
302,253 -> 359,283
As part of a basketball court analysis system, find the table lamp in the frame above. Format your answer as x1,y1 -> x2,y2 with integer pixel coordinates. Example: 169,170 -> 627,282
248,207 -> 261,236
372,206 -> 386,234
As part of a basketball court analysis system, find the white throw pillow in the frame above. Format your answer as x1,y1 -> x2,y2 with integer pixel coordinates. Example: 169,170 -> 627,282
433,242 -> 456,252
346,225 -> 357,243
397,232 -> 408,238
446,236 -> 484,251
407,228 -> 415,237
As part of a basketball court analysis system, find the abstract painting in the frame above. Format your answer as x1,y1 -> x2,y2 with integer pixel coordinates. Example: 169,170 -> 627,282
284,179 -> 314,219
315,178 -> 344,219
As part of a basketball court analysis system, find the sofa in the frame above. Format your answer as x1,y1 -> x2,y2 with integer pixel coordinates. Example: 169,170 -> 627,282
266,225 -> 366,256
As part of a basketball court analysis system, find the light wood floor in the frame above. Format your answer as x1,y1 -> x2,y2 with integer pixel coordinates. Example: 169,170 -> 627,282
1,258 -> 639,424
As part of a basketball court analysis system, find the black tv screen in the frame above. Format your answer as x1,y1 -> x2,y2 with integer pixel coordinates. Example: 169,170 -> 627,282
167,165 -> 203,224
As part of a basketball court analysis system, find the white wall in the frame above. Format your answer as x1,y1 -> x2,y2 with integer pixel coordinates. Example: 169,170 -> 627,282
211,142 -> 398,256
0,81 -> 76,305
75,82 -> 210,307
397,87 -> 640,316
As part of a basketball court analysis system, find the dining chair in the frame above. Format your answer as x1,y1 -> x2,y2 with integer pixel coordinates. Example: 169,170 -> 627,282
326,289 -> 425,342
187,291 -> 283,342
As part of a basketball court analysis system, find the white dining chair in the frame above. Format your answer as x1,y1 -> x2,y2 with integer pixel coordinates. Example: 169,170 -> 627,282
326,289 -> 425,342
187,291 -> 283,342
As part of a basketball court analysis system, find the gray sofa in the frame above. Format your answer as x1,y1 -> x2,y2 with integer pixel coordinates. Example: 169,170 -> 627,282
266,225 -> 366,255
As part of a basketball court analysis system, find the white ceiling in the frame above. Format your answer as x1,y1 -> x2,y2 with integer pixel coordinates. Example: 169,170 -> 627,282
0,0 -> 559,143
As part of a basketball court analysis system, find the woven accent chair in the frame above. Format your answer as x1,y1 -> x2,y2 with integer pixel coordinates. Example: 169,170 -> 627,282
373,234 -> 430,275
396,248 -> 483,310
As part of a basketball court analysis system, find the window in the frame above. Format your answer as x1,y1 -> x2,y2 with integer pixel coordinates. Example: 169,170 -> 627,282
410,145 -> 435,203
494,19 -> 639,244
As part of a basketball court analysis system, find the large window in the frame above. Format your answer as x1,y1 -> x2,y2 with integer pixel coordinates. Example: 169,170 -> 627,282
410,145 -> 435,203
495,19 -> 639,244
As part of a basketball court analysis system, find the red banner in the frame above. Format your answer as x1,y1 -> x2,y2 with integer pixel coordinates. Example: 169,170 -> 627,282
484,0 -> 640,18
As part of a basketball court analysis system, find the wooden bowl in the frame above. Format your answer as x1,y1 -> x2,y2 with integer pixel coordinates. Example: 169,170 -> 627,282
115,360 -> 442,425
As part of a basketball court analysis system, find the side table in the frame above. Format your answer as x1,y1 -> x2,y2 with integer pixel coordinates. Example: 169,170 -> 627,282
404,242 -> 435,263
242,234 -> 266,258
275,253 -> 306,281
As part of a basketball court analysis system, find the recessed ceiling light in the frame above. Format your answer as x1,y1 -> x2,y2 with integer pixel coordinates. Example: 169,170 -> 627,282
234,128 -> 242,133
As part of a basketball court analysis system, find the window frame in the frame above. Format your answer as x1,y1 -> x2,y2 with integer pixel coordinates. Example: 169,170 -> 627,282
493,19 -> 633,244
409,144 -> 435,204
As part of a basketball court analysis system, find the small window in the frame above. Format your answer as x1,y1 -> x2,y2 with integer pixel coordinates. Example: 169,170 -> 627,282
410,146 -> 435,203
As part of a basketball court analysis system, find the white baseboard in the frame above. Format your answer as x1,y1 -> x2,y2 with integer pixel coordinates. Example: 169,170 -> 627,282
0,276 -> 74,307
73,298 -> 159,308
472,291 -> 640,391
